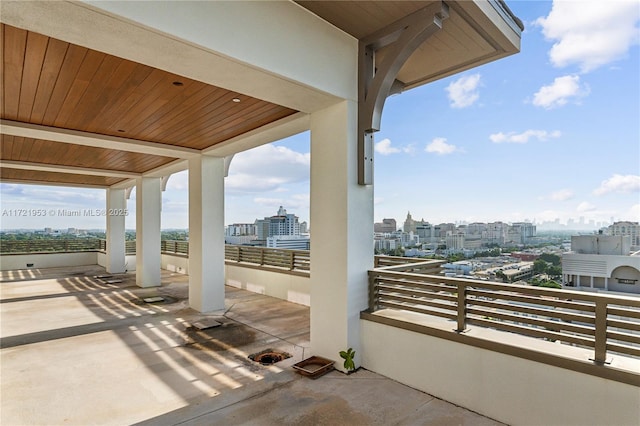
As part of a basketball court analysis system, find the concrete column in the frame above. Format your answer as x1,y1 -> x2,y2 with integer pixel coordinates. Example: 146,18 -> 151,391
105,188 -> 126,273
310,100 -> 373,370
605,277 -> 609,291
135,177 -> 161,287
189,156 -> 226,312
590,276 -> 594,288
577,275 -> 581,287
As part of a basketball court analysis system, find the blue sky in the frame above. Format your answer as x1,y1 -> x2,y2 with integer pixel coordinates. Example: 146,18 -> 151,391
1,0 -> 639,231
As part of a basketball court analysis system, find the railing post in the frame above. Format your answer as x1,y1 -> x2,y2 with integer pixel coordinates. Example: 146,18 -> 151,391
368,271 -> 378,311
593,299 -> 608,364
260,247 -> 265,266
289,251 -> 294,270
456,282 -> 467,333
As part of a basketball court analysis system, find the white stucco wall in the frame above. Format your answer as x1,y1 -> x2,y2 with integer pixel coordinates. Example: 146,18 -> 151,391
361,319 -> 640,426
225,263 -> 310,306
161,254 -> 189,275
96,252 -> 136,272
0,252 -> 98,271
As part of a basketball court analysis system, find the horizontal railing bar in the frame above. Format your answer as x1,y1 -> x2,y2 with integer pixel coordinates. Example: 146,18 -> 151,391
374,276 -> 456,294
467,288 -> 596,312
607,330 -> 640,346
379,292 -> 457,313
377,284 -> 457,303
607,342 -> 640,358
607,318 -> 640,332
468,317 -> 596,348
468,298 -> 596,324
379,300 -> 457,321
608,307 -> 640,320
467,307 -> 596,336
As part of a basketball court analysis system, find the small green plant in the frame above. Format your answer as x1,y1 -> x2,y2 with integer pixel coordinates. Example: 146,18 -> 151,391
339,347 -> 356,372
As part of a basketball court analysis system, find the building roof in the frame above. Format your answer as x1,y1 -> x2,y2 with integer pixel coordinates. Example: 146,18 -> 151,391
1,1 -> 521,189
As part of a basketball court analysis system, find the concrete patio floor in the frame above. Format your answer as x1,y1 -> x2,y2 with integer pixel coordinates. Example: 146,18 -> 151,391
1,265 -> 503,426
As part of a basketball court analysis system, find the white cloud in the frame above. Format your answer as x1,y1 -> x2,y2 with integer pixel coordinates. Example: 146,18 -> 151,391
628,204 -> 640,220
490,129 -> 562,144
425,137 -> 458,155
550,189 -> 574,201
446,74 -> 481,108
226,144 -> 309,193
577,201 -> 597,212
375,138 -> 416,155
375,138 -> 400,155
593,174 -> 640,195
402,144 -> 417,155
536,0 -> 640,73
532,75 -> 589,109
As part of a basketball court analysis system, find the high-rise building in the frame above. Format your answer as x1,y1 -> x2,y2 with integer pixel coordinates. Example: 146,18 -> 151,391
374,218 -> 397,234
254,206 -> 301,240
403,212 -> 416,233
608,221 -> 640,247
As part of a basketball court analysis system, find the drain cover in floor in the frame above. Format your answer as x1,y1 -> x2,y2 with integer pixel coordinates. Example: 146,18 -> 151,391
192,318 -> 222,330
143,296 -> 165,303
249,349 -> 292,365
95,275 -> 113,279
104,279 -> 123,284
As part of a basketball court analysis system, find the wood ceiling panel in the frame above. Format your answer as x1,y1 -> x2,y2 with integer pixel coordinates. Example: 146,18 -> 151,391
1,23 -> 298,155
0,135 -> 176,173
2,25 -> 27,120
0,167 -> 124,187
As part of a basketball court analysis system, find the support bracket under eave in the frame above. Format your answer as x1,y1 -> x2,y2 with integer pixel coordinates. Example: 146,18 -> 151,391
358,1 -> 449,185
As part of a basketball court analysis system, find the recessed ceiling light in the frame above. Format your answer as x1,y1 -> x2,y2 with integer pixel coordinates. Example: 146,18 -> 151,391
232,98 -> 241,103
172,81 -> 184,86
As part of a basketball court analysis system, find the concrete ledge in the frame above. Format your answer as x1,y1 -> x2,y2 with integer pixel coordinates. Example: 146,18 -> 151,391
361,310 -> 640,426
0,252 -> 98,271
361,309 -> 640,386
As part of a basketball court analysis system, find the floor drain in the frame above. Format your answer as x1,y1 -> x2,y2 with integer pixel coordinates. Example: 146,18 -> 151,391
143,296 -> 165,303
249,349 -> 292,365
193,318 -> 222,330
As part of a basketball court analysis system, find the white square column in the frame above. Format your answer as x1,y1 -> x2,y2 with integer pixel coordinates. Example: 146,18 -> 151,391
188,156 -> 226,312
135,177 -> 161,287
310,100 -> 373,370
105,188 -> 126,273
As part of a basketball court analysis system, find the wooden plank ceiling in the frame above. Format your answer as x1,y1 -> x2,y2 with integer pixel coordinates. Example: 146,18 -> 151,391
0,23 -> 297,187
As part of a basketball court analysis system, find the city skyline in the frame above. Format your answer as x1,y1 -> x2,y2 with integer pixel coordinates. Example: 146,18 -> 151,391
1,1 -> 639,230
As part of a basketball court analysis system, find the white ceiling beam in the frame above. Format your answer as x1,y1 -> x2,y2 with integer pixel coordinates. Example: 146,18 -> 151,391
0,120 -> 199,159
0,178 -> 108,189
111,179 -> 137,190
203,112 -> 309,157
142,159 -> 188,179
0,160 -> 141,179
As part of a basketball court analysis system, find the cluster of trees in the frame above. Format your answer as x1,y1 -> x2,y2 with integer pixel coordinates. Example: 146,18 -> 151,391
532,253 -> 562,278
0,230 -> 187,241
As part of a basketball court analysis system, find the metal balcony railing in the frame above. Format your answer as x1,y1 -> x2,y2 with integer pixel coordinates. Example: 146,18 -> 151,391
225,244 -> 310,273
0,238 -> 102,253
368,258 -> 640,363
0,239 -> 310,274
161,240 -> 189,256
